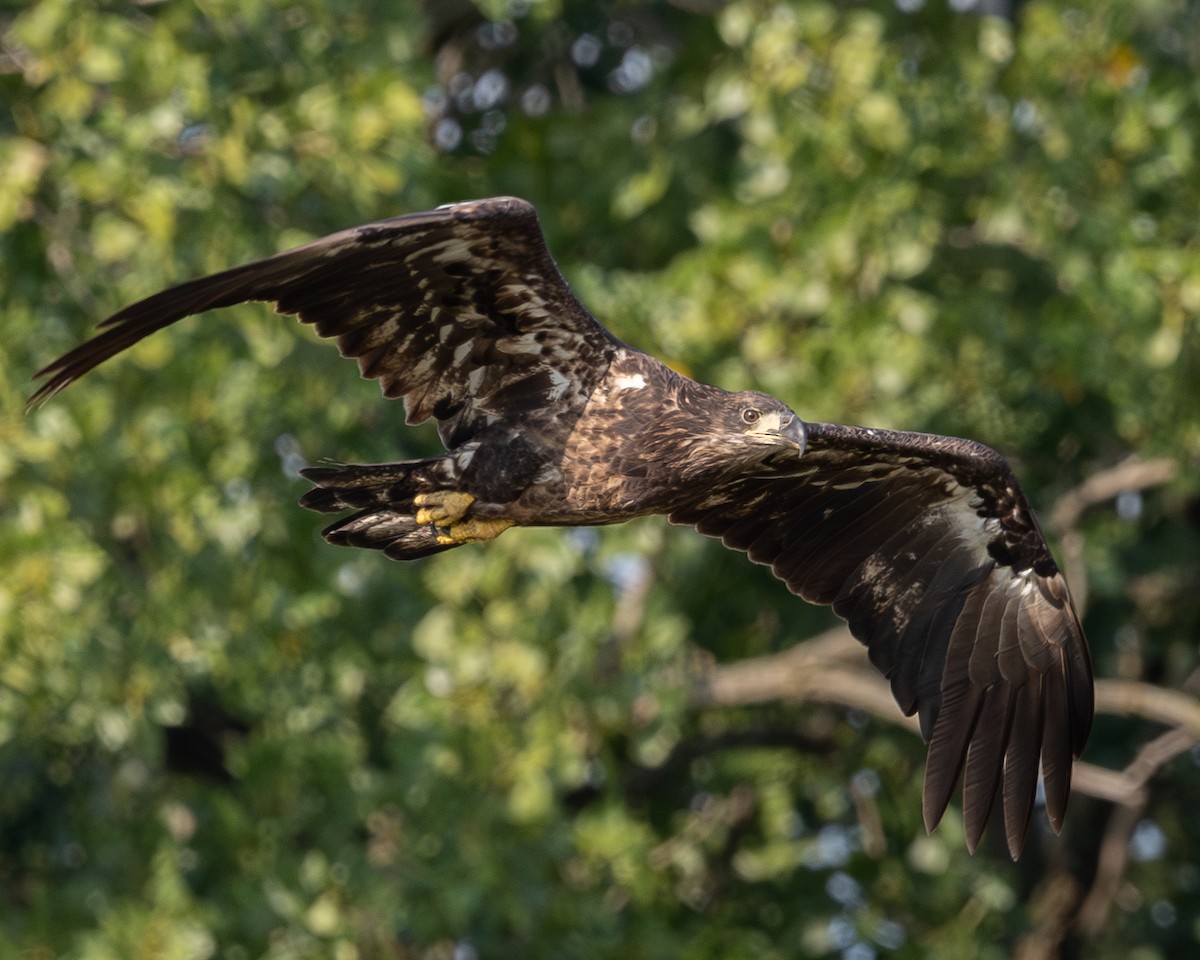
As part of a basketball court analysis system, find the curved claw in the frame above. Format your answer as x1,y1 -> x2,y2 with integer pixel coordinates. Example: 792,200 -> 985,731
414,490 -> 476,526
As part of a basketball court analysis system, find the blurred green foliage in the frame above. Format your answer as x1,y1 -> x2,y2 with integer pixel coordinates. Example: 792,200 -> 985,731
2,0 -> 1199,957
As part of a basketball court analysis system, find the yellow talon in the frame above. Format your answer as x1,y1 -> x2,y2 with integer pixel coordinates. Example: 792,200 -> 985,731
434,517 -> 515,545
414,490 -> 476,526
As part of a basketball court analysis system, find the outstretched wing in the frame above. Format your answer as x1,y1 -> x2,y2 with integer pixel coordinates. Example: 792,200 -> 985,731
669,421 -> 1093,859
30,197 -> 623,446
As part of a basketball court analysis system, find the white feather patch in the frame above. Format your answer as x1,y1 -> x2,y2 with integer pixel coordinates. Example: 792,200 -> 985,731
497,334 -> 544,356
547,368 -> 570,401
943,487 -> 994,555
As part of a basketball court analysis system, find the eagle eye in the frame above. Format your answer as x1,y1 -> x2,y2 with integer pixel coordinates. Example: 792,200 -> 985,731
741,408 -> 761,425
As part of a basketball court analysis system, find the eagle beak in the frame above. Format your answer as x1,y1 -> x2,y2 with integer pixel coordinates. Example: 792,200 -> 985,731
779,415 -> 807,455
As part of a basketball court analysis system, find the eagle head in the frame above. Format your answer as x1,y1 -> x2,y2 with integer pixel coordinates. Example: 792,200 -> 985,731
719,390 -> 807,469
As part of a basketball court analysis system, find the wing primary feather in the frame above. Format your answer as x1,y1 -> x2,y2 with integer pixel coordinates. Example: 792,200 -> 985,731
967,586 -> 1011,689
922,583 -> 992,834
1038,577 -> 1095,757
1039,658 -> 1074,833
961,684 -> 1017,854
670,422 -> 1092,857
961,581 -> 1031,852
906,559 -> 993,740
1002,678 -> 1045,859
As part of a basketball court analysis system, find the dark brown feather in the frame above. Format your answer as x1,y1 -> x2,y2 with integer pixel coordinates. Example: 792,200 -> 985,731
1002,679 -> 1045,859
671,421 -> 1093,857
30,197 -> 623,455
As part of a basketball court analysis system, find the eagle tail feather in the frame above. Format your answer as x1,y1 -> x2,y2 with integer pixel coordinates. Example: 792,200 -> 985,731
299,460 -> 442,513
319,508 -> 458,561
300,459 -> 469,560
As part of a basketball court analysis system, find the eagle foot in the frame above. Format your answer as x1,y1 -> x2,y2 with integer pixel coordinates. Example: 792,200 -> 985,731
435,517 -> 515,546
414,490 -> 476,526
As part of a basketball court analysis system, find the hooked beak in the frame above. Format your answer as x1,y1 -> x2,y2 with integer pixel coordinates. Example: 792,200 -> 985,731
777,414 -> 807,456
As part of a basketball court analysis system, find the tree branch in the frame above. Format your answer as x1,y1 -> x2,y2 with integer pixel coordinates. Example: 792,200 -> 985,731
1074,725 -> 1198,936
1047,455 -> 1179,537
690,634 -> 1200,806
1095,679 -> 1200,738
691,626 -> 921,736
1046,455 -> 1178,614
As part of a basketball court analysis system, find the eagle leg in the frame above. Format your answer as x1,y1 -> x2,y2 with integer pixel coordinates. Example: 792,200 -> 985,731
414,490 -> 477,526
435,516 -> 515,546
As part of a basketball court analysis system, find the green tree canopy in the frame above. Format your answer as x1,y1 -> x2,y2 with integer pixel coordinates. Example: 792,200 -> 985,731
2,1 -> 1198,957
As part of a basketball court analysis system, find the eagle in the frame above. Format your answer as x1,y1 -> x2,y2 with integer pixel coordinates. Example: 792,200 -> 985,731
31,196 -> 1092,859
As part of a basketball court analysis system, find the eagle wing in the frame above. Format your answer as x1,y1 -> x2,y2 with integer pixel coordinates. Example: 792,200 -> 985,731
669,421 -> 1093,859
30,197 -> 622,447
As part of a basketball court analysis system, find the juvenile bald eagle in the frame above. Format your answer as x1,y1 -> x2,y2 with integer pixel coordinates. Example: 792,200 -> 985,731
32,197 -> 1092,859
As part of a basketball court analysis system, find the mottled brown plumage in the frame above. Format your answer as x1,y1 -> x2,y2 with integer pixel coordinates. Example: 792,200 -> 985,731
30,196 -> 1092,858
